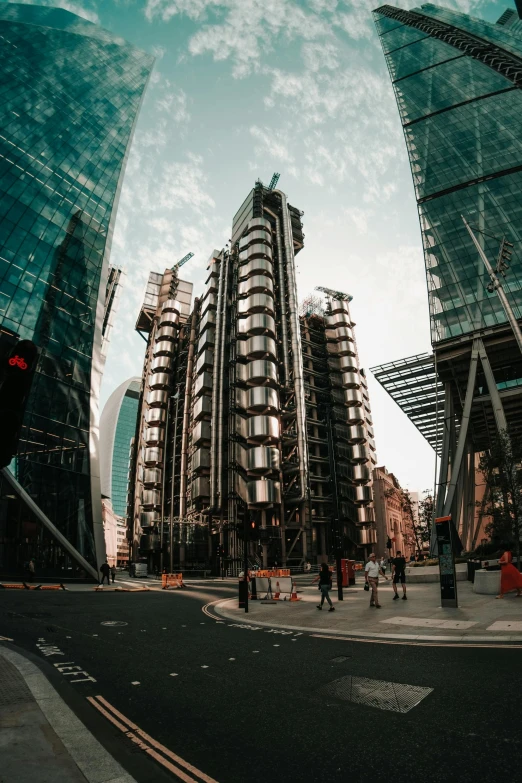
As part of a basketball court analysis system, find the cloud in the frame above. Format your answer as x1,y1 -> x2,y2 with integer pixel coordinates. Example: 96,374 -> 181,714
144,0 -> 221,22
157,153 -> 216,212
151,44 -> 167,59
249,125 -> 295,164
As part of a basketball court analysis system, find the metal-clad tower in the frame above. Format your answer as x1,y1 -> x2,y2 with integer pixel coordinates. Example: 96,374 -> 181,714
129,184 -> 377,573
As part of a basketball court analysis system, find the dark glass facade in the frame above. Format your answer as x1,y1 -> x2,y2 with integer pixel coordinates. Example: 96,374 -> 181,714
0,5 -> 153,575
374,4 -> 522,344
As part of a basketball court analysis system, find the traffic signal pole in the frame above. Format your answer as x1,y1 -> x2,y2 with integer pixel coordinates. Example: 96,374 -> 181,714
243,511 -> 249,614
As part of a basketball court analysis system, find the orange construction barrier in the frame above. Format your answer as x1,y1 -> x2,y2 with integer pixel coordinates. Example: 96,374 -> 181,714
0,583 -> 27,589
289,581 -> 300,602
254,569 -> 290,578
162,573 -> 185,589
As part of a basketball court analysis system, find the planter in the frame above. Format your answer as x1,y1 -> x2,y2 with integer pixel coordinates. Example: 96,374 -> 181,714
473,570 -> 501,595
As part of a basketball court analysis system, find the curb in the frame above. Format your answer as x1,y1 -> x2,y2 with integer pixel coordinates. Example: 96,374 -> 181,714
0,646 -> 137,783
210,598 -> 522,647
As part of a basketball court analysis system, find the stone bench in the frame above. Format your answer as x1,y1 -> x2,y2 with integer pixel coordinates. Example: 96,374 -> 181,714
473,569 -> 500,595
405,563 -> 467,583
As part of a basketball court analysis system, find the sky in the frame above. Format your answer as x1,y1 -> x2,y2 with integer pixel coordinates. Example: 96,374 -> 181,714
2,0 -> 511,493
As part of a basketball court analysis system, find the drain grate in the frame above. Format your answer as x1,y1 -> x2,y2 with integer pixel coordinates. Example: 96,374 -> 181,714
320,675 -> 433,713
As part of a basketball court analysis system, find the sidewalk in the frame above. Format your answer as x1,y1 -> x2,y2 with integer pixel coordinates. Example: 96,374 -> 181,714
213,578 -> 522,645
0,645 -> 135,783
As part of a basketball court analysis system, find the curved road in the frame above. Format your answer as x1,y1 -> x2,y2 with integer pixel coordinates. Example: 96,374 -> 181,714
1,582 -> 521,783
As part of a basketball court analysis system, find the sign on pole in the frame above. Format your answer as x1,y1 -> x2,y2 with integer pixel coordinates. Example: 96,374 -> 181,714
435,514 -> 458,608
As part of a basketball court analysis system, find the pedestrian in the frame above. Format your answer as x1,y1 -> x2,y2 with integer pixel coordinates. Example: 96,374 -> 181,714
496,546 -> 522,599
379,557 -> 387,576
110,563 -> 116,584
312,563 -> 335,612
99,560 -> 111,586
28,559 -> 35,583
391,550 -> 407,600
364,553 -> 388,608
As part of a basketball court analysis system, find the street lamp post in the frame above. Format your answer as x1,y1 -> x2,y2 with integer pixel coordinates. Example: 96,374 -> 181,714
462,216 -> 522,355
169,388 -> 181,575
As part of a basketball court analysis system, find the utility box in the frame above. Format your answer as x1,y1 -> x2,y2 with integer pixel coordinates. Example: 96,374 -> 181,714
341,559 -> 355,587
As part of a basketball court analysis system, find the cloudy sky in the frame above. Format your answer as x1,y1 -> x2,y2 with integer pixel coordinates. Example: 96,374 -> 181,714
3,0 -> 510,492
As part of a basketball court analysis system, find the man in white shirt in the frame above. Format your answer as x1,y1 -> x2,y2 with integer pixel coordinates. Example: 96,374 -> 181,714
365,553 -> 388,608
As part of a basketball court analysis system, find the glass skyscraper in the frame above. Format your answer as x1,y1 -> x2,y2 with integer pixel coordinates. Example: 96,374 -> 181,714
100,378 -> 140,518
374,3 -> 522,343
373,4 -> 522,550
0,4 -> 153,578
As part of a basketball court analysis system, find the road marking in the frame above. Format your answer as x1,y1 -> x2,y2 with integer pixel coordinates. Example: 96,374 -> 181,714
381,617 -> 477,630
101,621 -> 128,627
170,673 -> 178,677
229,658 -> 235,661
131,681 -> 140,685
273,644 -> 280,647
252,650 -> 259,653
88,695 -> 220,783
320,675 -> 433,713
0,635 -> 14,641
201,665 -> 209,669
487,621 -> 522,631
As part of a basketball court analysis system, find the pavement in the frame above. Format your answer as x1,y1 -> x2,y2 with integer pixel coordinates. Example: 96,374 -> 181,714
213,576 -> 522,645
2,582 -> 522,783
0,645 -> 135,783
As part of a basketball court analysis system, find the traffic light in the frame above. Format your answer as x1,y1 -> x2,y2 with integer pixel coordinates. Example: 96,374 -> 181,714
0,340 -> 38,468
497,238 -> 514,277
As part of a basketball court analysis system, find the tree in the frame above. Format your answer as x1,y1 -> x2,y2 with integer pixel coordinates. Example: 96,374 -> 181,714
478,429 -> 522,571
418,491 -> 434,545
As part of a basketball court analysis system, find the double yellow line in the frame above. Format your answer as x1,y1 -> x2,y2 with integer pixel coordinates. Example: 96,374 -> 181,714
87,694 -> 219,783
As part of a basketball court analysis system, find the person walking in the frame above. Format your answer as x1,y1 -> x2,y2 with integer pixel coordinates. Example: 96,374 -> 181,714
496,546 -> 522,598
391,550 -> 407,600
365,553 -> 388,608
379,557 -> 387,576
110,564 -> 117,584
28,559 -> 35,583
312,563 -> 335,611
99,560 -> 111,586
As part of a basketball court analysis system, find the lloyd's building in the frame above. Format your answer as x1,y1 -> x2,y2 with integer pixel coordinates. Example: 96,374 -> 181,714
371,4 -> 522,549
0,5 -> 153,579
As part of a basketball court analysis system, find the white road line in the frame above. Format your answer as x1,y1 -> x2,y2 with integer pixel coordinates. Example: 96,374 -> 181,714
201,665 -> 209,669
170,673 -> 178,677
131,681 -> 140,685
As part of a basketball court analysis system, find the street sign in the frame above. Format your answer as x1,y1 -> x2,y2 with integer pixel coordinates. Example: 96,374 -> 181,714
435,515 -> 458,608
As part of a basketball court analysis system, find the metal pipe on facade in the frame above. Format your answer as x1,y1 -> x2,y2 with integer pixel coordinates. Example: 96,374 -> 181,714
179,309 -> 197,518
210,254 -> 225,509
274,190 -> 309,503
263,206 -> 289,387
217,251 -> 230,508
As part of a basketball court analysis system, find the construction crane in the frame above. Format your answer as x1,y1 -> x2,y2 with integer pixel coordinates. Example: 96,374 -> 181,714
315,286 -> 353,302
171,252 -> 194,272
268,172 -> 280,190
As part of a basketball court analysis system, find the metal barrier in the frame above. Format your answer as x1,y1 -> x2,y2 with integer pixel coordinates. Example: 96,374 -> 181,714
0,582 -> 66,590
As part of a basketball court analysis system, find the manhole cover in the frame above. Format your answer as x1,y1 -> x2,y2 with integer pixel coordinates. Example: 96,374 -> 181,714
101,621 -> 128,627
319,675 -> 433,713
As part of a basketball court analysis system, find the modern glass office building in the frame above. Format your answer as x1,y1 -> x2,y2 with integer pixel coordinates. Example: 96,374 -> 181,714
100,378 -> 140,517
373,5 -> 522,548
0,5 -> 153,578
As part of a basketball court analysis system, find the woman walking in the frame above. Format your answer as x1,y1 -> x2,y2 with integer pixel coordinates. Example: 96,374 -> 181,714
313,563 -> 335,612
496,546 -> 522,598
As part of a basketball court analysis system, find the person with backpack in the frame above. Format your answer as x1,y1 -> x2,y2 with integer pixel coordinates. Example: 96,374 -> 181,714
312,563 -> 335,612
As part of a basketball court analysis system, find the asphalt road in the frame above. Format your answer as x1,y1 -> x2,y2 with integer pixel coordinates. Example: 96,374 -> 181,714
2,582 -> 521,783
